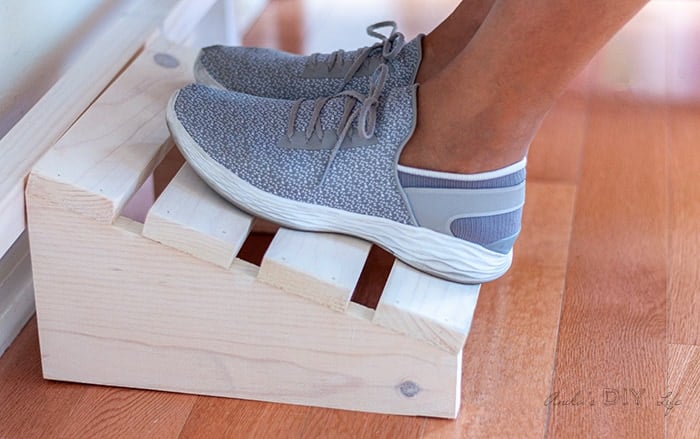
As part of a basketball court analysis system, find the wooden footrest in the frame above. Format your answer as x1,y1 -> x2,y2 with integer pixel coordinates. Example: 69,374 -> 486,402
26,33 -> 480,419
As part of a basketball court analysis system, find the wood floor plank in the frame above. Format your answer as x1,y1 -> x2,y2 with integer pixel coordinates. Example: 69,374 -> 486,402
301,409 -> 424,439
546,96 -> 667,437
667,344 -> 700,439
423,182 -> 576,438
666,107 -> 700,345
56,388 -> 196,439
178,398 -> 309,439
0,319 -> 87,438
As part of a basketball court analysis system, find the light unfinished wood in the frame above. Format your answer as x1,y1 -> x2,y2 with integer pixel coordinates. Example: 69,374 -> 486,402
26,190 -> 463,418
258,228 -> 371,312
143,164 -> 253,268
373,261 -> 479,354
0,0 -> 183,259
30,38 -> 196,224
667,344 -> 700,438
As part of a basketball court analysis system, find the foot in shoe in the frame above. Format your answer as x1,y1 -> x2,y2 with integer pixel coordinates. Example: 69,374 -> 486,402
166,66 -> 526,284
194,21 -> 423,99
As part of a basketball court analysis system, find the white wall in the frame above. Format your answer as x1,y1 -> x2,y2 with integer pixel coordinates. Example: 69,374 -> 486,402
0,0 -> 128,140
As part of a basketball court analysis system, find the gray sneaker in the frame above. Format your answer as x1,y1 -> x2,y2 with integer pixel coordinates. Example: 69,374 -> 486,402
194,21 -> 423,99
166,66 -> 525,284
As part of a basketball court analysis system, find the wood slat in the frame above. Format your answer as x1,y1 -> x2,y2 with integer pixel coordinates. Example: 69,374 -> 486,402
143,164 -> 253,268
423,182 -> 576,438
29,38 -> 196,224
547,96 -> 667,436
667,344 -> 700,438
373,261 -> 479,354
258,229 -> 371,312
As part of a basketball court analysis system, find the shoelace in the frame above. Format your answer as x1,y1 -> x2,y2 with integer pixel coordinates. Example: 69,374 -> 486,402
308,21 -> 405,88
286,64 -> 389,186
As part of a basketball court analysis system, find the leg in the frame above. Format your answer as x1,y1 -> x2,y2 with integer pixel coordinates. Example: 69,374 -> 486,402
401,0 -> 650,174
417,0 -> 497,82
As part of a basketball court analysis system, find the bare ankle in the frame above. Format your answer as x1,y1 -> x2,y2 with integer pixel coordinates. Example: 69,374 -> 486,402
399,84 -> 538,174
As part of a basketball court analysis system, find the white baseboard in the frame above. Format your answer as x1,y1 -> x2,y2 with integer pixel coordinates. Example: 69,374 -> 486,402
0,232 -> 35,357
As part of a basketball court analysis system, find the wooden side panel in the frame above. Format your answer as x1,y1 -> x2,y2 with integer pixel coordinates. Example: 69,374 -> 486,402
258,229 -> 371,312
26,182 -> 461,418
30,39 -> 196,224
373,261 -> 479,354
143,164 -> 253,268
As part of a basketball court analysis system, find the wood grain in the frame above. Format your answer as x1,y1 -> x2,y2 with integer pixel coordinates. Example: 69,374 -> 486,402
26,185 -> 463,418
144,164 -> 254,269
666,107 -> 700,346
179,398 -> 309,439
547,96 -> 667,437
30,38 -> 196,224
374,261 -> 480,354
302,408 -> 424,439
667,344 -> 700,439
423,182 -> 576,438
0,319 -> 87,438
258,228 -> 371,312
56,388 -> 195,439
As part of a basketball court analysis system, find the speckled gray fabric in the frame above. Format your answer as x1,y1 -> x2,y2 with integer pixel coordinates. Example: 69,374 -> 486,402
196,34 -> 422,99
172,82 -> 417,224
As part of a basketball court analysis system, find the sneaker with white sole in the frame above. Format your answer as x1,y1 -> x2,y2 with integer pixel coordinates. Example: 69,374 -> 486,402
194,21 -> 423,99
166,66 -> 526,284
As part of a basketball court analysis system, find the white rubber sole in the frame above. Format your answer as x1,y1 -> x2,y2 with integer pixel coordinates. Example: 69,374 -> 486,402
166,92 -> 512,284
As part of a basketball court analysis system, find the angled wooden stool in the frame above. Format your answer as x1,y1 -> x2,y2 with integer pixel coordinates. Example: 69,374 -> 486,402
26,35 -> 480,419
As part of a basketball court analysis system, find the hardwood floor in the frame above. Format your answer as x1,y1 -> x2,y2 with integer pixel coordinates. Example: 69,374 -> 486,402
2,0 -> 700,437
